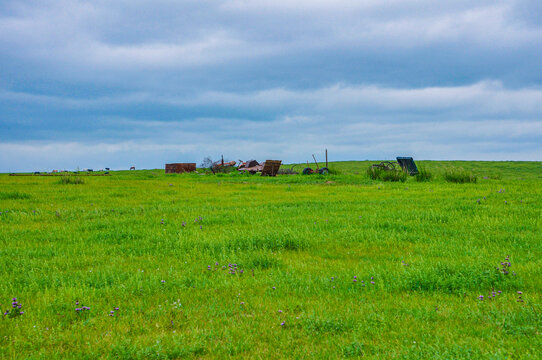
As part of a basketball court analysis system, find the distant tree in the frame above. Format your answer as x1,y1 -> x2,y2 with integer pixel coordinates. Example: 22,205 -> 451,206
200,156 -> 213,168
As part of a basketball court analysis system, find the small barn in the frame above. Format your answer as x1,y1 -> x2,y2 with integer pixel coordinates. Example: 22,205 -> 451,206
165,163 -> 196,174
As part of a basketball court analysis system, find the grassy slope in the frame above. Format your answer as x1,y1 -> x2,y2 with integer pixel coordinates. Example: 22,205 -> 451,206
0,161 -> 541,359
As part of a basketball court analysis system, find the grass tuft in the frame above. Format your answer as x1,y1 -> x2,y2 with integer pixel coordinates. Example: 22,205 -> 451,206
443,168 -> 477,183
0,191 -> 31,200
327,167 -> 342,175
415,166 -> 433,182
59,175 -> 85,184
367,167 -> 407,182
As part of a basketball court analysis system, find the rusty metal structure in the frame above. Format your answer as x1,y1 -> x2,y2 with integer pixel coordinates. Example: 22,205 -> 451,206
396,157 -> 419,175
237,160 -> 262,174
238,160 -> 282,176
260,160 -> 282,176
371,161 -> 398,171
165,163 -> 196,173
371,157 -> 419,175
302,151 -> 330,175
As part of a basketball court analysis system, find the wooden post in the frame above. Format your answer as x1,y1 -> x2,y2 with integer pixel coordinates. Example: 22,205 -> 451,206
312,154 -> 319,171
325,149 -> 328,168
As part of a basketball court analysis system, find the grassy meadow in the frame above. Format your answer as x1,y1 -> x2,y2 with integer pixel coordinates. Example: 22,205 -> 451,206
0,161 -> 541,359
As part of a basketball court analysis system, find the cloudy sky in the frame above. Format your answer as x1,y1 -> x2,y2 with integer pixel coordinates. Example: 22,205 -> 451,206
1,0 -> 541,171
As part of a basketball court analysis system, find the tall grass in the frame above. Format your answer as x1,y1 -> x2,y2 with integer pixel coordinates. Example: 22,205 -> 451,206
366,167 -> 407,182
0,191 -> 31,200
443,167 -> 477,183
415,166 -> 433,182
59,175 -> 85,184
327,167 -> 342,175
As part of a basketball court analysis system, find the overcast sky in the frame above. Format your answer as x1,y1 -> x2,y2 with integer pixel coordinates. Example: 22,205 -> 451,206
1,0 -> 541,171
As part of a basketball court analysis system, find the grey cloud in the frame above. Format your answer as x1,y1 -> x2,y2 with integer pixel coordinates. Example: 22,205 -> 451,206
1,0 -> 541,171
4,81 -> 542,118
1,1 -> 540,71
1,116 -> 540,172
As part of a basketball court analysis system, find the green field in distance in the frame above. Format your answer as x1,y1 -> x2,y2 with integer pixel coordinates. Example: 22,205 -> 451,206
0,161 -> 540,359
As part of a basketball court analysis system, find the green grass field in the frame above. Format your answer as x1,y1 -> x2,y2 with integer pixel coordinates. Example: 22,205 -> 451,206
1,161 -> 541,359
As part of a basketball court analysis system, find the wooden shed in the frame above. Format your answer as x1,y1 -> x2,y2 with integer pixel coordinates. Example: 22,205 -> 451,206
165,163 -> 196,174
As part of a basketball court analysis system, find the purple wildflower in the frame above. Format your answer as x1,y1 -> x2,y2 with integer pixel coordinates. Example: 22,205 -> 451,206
478,295 -> 484,300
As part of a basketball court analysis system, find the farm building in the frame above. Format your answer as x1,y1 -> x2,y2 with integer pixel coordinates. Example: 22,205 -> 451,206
165,163 -> 196,173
